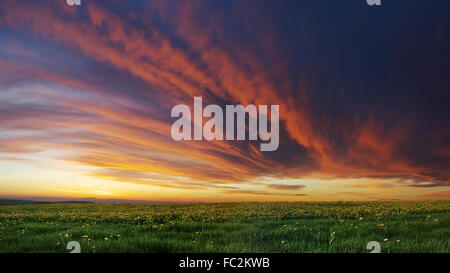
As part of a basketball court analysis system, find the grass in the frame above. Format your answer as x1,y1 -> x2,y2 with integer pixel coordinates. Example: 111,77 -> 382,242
0,201 -> 448,253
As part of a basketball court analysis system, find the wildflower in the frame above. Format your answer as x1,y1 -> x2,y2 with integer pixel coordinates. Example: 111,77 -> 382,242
383,238 -> 388,242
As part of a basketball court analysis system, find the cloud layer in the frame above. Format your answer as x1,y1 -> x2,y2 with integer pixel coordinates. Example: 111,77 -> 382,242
0,0 -> 449,199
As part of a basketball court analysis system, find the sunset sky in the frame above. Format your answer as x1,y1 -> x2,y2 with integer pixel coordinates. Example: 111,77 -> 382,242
0,0 -> 449,202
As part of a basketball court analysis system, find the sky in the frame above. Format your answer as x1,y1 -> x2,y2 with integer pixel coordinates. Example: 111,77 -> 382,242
0,0 -> 449,202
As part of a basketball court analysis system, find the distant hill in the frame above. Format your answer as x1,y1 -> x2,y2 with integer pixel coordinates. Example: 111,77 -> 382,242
0,199 -> 94,205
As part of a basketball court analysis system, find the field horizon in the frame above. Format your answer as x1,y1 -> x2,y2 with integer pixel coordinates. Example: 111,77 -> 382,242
3,197 -> 450,205
0,200 -> 448,253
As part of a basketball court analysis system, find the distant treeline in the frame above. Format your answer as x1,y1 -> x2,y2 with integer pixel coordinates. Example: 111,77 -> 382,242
0,199 -> 94,205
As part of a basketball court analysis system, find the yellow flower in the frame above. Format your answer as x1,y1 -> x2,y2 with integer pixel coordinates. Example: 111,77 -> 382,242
383,238 -> 388,242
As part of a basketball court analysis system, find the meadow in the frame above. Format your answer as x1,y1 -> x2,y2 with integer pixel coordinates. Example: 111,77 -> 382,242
0,201 -> 448,253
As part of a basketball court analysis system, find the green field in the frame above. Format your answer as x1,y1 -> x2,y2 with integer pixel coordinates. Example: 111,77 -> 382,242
0,201 -> 448,253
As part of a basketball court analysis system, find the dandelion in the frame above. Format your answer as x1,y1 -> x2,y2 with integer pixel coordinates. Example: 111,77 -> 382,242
383,238 -> 388,242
